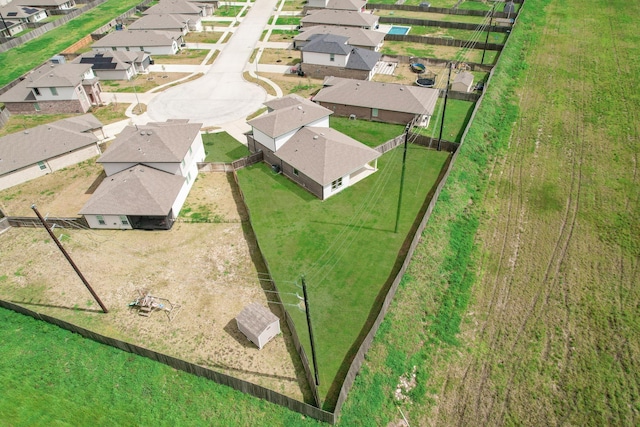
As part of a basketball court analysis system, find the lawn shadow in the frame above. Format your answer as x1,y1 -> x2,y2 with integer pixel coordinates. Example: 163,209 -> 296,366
85,170 -> 106,195
223,318 -> 257,348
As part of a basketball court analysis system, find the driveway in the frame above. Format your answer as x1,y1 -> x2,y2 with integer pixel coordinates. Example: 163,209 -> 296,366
145,0 -> 280,128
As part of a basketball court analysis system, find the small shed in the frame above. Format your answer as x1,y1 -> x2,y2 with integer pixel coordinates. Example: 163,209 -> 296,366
235,303 -> 281,349
451,71 -> 474,93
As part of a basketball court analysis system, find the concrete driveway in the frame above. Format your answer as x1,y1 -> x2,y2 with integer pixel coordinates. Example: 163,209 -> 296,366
145,0 -> 280,128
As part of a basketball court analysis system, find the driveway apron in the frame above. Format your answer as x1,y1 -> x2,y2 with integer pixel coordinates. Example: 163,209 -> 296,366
146,0 -> 280,127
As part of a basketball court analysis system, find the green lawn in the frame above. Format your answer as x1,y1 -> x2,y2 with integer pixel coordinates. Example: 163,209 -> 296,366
214,5 -> 244,17
417,98 -> 475,142
275,16 -> 302,26
202,132 -> 249,162
330,117 -> 407,147
237,146 -> 450,404
408,25 -> 508,44
0,307 -> 316,426
0,0 -> 143,88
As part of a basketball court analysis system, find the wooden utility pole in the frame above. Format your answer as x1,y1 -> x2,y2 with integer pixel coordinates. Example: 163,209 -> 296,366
31,205 -> 108,313
301,276 -> 320,386
394,123 -> 411,233
481,3 -> 496,64
438,63 -> 453,151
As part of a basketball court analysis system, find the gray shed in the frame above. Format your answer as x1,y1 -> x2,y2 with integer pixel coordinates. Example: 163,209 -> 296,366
236,303 -> 281,349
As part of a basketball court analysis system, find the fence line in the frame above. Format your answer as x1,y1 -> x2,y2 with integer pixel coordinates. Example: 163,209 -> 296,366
0,299 -> 335,423
367,2 -> 520,19
378,16 -> 511,33
385,33 -> 504,52
7,216 -> 88,229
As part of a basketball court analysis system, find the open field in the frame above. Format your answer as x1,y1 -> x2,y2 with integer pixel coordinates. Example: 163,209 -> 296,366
0,0 -> 143,88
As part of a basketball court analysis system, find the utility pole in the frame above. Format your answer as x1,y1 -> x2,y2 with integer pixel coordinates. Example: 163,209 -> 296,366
437,62 -> 453,151
394,123 -> 411,233
0,12 -> 11,39
31,205 -> 109,313
301,276 -> 320,387
481,3 -> 496,64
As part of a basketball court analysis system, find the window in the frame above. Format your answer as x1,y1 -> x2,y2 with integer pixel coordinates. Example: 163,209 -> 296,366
181,159 -> 186,168
97,215 -> 105,225
189,146 -> 192,155
50,87 -> 58,96
37,161 -> 46,170
372,108 -> 379,117
33,87 -> 41,96
292,168 -> 299,176
34,103 -> 40,111
119,216 -> 129,226
331,177 -> 343,190
140,47 -> 144,51
186,171 -> 192,184
329,53 -> 335,62
112,47 -> 117,51
125,47 -> 130,51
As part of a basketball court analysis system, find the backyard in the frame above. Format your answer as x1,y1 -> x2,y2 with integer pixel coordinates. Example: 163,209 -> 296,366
237,144 -> 451,405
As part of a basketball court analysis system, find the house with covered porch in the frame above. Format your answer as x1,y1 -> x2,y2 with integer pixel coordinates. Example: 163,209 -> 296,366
246,95 -> 380,200
80,120 -> 205,230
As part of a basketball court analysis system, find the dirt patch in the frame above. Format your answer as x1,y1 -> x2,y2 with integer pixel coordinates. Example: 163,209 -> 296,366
0,171 -> 310,401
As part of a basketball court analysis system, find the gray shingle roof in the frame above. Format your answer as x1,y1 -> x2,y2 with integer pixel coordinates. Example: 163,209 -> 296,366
315,77 -> 438,115
275,126 -> 380,186
325,0 -> 367,10
301,10 -> 379,28
301,33 -> 351,55
249,97 -> 332,138
263,93 -> 308,111
0,63 -> 92,103
0,114 -> 101,175
294,26 -> 385,49
453,71 -> 474,85
15,0 -> 71,7
345,46 -> 380,70
128,14 -> 190,31
92,30 -> 179,48
236,303 -> 279,336
98,121 -> 202,164
143,0 -> 202,15
72,51 -> 138,71
79,165 -> 185,215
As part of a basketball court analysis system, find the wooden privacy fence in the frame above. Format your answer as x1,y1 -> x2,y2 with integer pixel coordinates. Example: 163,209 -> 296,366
379,16 -> 511,33
384,54 -> 494,72
0,107 -> 10,129
197,152 -> 263,173
7,216 -> 88,229
0,299 -> 335,424
367,2 -> 521,18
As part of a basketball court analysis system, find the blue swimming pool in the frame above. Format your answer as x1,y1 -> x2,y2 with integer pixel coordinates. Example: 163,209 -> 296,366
388,26 -> 410,35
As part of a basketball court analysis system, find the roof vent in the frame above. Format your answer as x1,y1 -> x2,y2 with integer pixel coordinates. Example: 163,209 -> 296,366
313,135 -> 318,139
140,131 -> 146,135
400,87 -> 404,91
24,130 -> 29,134
297,105 -> 302,110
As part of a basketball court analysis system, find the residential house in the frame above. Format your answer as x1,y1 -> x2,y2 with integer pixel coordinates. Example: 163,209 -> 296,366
0,114 -> 103,191
16,0 -> 75,11
80,120 -> 205,230
0,18 -> 24,37
0,62 -> 102,114
300,9 -> 379,30
91,30 -> 181,55
293,25 -> 384,51
451,71 -> 474,92
143,0 -> 214,18
247,95 -> 380,199
72,51 -> 151,81
128,14 -> 192,35
236,303 -> 281,350
313,76 -> 439,127
299,33 -> 380,80
0,4 -> 47,24
306,0 -> 366,11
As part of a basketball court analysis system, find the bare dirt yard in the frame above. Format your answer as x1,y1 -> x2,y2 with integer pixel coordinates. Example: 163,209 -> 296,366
0,168 -> 311,402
